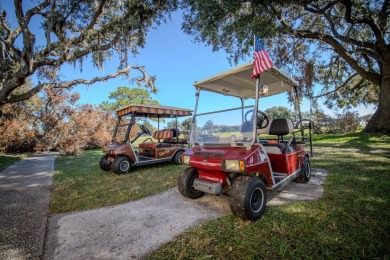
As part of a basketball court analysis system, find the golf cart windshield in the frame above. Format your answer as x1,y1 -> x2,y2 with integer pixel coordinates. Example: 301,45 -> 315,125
191,106 -> 255,145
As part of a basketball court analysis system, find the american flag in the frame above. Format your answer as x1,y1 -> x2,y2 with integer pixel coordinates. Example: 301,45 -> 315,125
251,36 -> 273,79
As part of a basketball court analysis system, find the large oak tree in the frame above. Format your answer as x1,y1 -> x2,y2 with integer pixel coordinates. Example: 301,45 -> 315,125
181,0 -> 390,133
0,0 -> 177,111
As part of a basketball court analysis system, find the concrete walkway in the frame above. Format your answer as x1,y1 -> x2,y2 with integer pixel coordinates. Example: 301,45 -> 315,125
0,153 -> 58,260
44,169 -> 327,259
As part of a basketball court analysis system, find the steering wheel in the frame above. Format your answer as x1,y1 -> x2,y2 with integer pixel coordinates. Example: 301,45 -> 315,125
140,125 -> 151,135
244,110 -> 270,129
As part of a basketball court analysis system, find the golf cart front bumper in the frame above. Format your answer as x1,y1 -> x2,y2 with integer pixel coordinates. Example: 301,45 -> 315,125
193,178 -> 222,195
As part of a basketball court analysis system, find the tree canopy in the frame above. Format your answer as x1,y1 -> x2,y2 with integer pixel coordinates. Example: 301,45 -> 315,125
0,0 -> 177,108
264,106 -> 294,120
99,87 -> 159,112
181,0 -> 390,133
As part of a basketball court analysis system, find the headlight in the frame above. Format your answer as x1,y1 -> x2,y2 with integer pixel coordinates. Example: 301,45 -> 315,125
182,155 -> 190,165
224,160 -> 245,171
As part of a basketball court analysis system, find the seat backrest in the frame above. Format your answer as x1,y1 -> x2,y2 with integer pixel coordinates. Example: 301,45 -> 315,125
268,119 -> 294,136
153,130 -> 173,140
257,119 -> 273,135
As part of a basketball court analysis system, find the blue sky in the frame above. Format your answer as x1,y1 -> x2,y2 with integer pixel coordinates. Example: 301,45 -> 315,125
3,4 -> 375,119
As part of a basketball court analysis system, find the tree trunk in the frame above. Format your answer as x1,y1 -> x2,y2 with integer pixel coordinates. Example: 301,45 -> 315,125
364,61 -> 390,134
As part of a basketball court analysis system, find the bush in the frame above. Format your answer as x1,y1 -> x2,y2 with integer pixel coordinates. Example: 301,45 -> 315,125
334,111 -> 360,134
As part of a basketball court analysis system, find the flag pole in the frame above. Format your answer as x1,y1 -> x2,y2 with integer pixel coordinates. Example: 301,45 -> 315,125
253,35 -> 261,144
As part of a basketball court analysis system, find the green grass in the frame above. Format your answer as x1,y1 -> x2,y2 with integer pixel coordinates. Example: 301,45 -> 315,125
148,132 -> 390,259
50,149 -> 186,214
0,153 -> 26,172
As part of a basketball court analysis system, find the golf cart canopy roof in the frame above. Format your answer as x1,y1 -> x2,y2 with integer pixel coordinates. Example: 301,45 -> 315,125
116,104 -> 192,118
194,62 -> 299,99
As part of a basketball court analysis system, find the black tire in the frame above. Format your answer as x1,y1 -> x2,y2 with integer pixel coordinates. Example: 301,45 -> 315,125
111,156 -> 131,175
229,177 -> 267,221
294,157 -> 311,183
178,167 -> 204,199
99,155 -> 111,171
173,150 -> 184,165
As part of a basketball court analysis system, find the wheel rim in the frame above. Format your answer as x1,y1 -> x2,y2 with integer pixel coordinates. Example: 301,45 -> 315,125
190,174 -> 201,193
250,187 -> 265,213
120,161 -> 130,172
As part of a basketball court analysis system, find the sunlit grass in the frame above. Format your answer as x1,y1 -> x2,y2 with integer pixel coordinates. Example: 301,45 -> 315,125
0,153 -> 27,172
50,149 -> 186,214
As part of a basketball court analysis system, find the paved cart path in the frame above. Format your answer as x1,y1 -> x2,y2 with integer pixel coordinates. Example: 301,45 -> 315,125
0,153 -> 59,260
44,168 -> 327,260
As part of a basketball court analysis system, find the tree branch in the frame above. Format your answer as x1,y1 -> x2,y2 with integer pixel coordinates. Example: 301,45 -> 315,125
86,0 -> 108,30
321,10 -> 376,51
274,8 -> 380,85
4,66 -> 156,104
24,0 -> 50,24
1,10 -> 11,40
379,0 -> 390,31
312,73 -> 358,98
341,0 -> 386,49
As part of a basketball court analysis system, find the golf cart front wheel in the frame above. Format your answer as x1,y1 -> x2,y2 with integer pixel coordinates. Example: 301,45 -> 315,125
111,156 -> 131,175
178,167 -> 204,199
294,157 -> 311,183
99,155 -> 112,171
229,177 -> 267,221
173,150 -> 184,165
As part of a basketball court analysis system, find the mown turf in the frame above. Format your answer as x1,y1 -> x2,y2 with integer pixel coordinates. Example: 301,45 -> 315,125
0,154 -> 26,172
148,133 -> 390,259
50,149 -> 186,214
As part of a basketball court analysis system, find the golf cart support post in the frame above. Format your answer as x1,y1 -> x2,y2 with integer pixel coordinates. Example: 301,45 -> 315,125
179,62 -> 313,221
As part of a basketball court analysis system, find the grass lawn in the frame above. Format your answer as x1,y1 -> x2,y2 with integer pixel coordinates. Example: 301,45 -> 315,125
0,153 -> 27,172
148,132 -> 390,259
50,132 -> 390,258
50,149 -> 186,214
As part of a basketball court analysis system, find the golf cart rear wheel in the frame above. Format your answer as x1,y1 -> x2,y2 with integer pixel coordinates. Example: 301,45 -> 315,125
178,167 -> 204,199
294,157 -> 311,183
173,150 -> 184,165
229,177 -> 267,221
111,156 -> 131,175
99,155 -> 111,171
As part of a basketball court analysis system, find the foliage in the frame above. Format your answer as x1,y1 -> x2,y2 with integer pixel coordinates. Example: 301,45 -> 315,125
0,88 -> 113,154
50,149 -> 186,213
180,0 -> 390,133
334,110 -> 360,134
0,1 -> 178,107
166,120 -> 178,129
99,87 -> 159,112
181,118 -> 192,133
264,106 -> 294,120
203,119 -> 215,130
166,118 -> 192,133
149,132 -> 390,259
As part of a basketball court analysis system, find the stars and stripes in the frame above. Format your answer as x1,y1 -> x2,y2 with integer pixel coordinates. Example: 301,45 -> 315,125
251,36 -> 273,79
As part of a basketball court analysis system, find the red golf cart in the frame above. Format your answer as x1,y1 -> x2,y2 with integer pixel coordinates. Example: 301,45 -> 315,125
178,63 -> 313,220
100,104 -> 192,174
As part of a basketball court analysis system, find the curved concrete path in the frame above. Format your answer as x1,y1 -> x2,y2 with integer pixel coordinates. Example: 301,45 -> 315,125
44,169 -> 327,259
0,153 -> 58,259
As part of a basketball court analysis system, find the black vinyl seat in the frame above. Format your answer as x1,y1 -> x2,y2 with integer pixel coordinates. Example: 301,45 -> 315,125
261,119 -> 294,154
